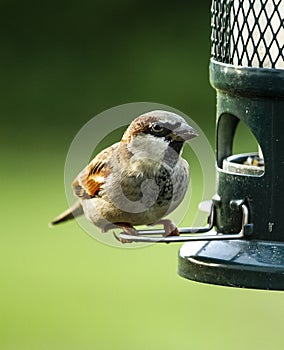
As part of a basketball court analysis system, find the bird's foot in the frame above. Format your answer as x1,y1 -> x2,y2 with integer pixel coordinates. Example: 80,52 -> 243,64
149,219 -> 179,237
113,224 -> 138,243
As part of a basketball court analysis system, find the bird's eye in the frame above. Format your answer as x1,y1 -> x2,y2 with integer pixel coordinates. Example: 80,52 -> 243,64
151,123 -> 164,133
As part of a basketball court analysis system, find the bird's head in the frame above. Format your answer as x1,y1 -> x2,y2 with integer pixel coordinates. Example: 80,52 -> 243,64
122,110 -> 198,160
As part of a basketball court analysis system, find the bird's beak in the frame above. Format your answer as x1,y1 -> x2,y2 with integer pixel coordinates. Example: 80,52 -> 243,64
173,123 -> 198,141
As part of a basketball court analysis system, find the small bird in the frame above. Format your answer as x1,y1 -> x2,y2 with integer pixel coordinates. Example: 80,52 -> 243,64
50,110 -> 198,241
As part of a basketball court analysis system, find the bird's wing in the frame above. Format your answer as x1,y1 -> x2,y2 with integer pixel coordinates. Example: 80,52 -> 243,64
72,143 -> 119,199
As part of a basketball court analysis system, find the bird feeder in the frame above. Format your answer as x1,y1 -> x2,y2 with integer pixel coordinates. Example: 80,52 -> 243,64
118,0 -> 284,290
178,0 -> 284,290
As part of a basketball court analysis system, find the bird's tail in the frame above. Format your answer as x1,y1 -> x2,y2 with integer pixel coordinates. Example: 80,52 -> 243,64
49,201 -> 83,226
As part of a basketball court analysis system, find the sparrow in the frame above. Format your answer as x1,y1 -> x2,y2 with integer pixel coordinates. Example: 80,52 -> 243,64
50,110 -> 198,241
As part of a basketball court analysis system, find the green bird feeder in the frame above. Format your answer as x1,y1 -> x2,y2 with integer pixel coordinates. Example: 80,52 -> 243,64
178,0 -> 284,290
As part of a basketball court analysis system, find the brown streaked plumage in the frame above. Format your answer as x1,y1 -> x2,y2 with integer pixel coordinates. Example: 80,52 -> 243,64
73,144 -> 116,199
50,110 -> 198,241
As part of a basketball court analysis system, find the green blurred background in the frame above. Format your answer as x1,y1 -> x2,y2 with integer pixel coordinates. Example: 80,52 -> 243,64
1,1 -> 284,349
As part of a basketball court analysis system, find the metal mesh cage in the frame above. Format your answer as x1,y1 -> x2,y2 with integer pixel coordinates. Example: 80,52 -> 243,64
211,0 -> 284,69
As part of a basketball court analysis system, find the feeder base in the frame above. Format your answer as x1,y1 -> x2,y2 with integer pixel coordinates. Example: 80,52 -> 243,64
178,240 -> 284,290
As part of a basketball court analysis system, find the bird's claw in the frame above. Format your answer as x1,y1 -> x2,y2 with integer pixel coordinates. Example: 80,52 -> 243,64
151,219 -> 180,237
113,231 -> 133,244
113,225 -> 138,244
